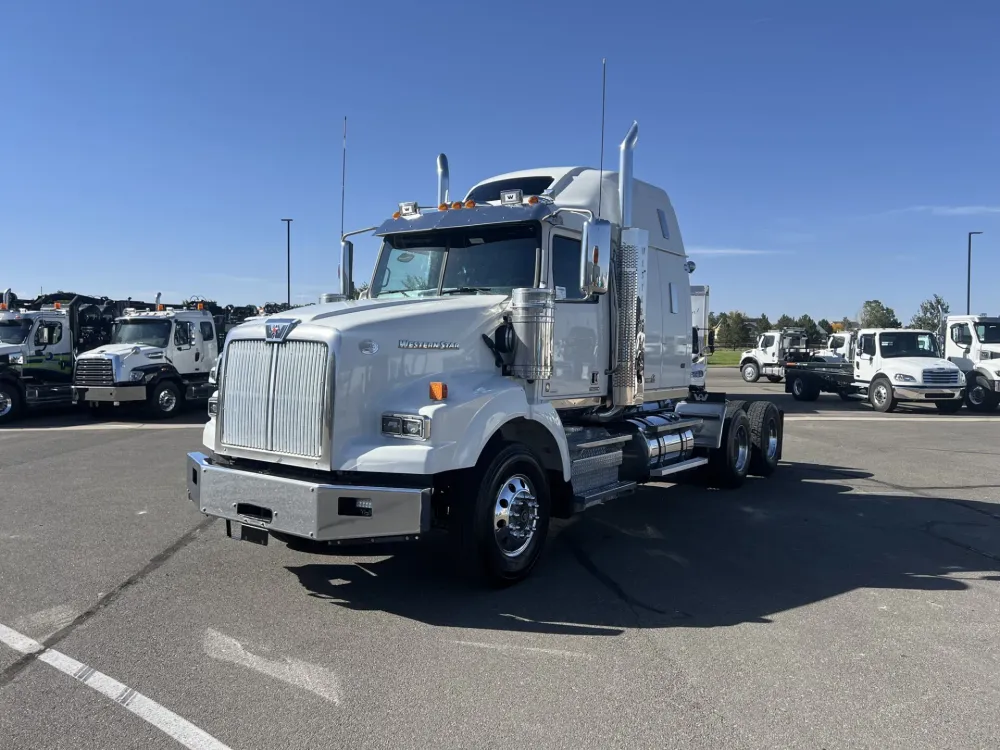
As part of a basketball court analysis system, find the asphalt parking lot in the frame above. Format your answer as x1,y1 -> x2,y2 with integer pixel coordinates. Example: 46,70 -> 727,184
2,368 -> 999,749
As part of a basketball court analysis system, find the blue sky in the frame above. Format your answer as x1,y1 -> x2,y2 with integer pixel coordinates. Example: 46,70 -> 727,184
2,1 -> 998,321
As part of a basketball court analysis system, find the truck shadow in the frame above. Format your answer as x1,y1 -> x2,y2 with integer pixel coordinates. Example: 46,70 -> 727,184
285,462 -> 1000,635
0,404 -> 209,429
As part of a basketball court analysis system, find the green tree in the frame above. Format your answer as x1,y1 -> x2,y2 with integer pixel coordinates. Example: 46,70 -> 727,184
859,299 -> 901,329
817,318 -> 832,335
775,314 -> 797,329
909,294 -> 949,332
796,314 -> 821,344
754,313 -> 772,335
718,310 -> 751,348
839,316 -> 855,330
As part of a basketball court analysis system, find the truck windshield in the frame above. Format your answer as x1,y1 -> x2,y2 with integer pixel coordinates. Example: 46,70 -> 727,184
112,319 -> 172,348
0,320 -> 31,344
975,322 -> 1000,344
878,331 -> 940,358
370,223 -> 539,298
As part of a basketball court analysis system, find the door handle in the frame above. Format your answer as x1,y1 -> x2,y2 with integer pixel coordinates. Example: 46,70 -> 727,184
195,351 -> 201,362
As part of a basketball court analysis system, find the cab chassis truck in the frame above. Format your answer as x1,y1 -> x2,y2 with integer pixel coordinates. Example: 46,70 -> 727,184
187,122 -> 787,585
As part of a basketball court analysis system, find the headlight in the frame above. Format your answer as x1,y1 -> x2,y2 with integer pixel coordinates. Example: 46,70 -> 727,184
982,351 -> 995,361
208,394 -> 218,417
893,373 -> 916,383
9,353 -> 23,365
381,413 -> 430,440
208,364 -> 218,385
129,370 -> 145,382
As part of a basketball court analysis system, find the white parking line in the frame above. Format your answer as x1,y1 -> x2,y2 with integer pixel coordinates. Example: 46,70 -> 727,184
785,415 -> 1000,422
0,423 -> 203,432
0,622 -> 231,750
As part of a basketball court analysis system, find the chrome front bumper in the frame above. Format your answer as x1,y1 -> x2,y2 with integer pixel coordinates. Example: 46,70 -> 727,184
893,385 -> 963,401
73,384 -> 147,402
186,452 -> 432,543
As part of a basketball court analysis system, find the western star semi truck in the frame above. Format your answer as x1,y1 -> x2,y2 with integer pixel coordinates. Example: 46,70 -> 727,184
187,122 -> 787,585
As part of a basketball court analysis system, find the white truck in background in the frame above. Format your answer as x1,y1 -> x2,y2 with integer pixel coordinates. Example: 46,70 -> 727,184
944,314 -> 1000,412
73,295 -> 220,418
739,328 -> 812,383
690,284 -> 710,394
188,121 -> 788,586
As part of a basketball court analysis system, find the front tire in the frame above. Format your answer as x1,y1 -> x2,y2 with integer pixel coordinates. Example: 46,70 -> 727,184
869,376 -> 896,413
741,362 -> 760,383
148,381 -> 182,419
0,382 -> 21,424
454,444 -> 552,587
965,374 -> 998,413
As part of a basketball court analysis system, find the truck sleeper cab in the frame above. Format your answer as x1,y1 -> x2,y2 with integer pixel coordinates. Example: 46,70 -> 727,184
188,122 -> 787,586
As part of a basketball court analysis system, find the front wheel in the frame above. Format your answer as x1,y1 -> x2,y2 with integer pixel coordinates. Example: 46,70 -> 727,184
741,362 -> 760,383
869,376 -> 896,413
147,381 -> 183,419
0,382 -> 21,425
965,375 -> 999,413
454,444 -> 552,586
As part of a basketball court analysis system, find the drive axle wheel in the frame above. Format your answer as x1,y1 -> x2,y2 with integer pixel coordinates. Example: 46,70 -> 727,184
747,401 -> 781,477
706,408 -> 751,489
453,444 -> 551,587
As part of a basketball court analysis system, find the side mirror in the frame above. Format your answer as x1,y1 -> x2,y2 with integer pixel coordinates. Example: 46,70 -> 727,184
579,219 -> 611,296
340,240 -> 354,298
707,330 -> 715,354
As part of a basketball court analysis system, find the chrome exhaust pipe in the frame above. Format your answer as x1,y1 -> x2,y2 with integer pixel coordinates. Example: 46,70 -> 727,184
618,121 -> 639,228
2,288 -> 10,308
437,154 -> 450,206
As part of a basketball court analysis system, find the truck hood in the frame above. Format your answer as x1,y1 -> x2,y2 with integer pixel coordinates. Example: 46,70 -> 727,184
885,357 -> 960,380
77,344 -> 169,373
79,343 -> 167,359
0,343 -> 23,358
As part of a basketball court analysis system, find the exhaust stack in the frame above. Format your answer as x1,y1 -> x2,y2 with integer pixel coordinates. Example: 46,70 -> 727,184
612,121 -> 648,408
437,154 -> 450,206
618,121 -> 639,227
2,288 -> 10,309
154,292 -> 162,308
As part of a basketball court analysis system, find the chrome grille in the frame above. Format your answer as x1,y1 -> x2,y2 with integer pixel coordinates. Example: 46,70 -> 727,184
922,368 -> 959,385
74,358 -> 114,386
219,339 -> 329,459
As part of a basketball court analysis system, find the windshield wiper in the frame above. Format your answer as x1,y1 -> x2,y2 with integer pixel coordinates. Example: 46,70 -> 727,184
441,286 -> 492,295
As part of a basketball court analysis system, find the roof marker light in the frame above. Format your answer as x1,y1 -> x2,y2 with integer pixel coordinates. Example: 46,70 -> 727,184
451,201 -> 463,210
527,195 -> 540,205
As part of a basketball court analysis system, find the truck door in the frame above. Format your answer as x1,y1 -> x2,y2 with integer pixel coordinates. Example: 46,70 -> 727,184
171,320 -> 200,376
545,232 -> 607,400
759,334 -> 776,363
30,318 -> 72,382
947,322 -> 975,373
197,320 -> 218,372
855,333 -> 877,382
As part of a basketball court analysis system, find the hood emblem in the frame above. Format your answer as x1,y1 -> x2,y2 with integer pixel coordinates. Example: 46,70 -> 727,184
265,318 -> 298,343
359,339 -> 379,355
399,339 -> 460,350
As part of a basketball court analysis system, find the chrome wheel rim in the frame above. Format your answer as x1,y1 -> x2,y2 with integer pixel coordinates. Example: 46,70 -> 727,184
0,391 -> 11,418
158,389 -> 177,413
766,419 -> 779,461
744,365 -> 756,381
493,474 -> 538,558
969,385 -> 986,406
873,384 -> 889,407
733,424 -> 750,474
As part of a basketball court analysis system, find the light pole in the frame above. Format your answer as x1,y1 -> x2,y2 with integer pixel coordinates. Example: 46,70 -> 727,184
282,218 -> 293,307
967,231 -> 983,314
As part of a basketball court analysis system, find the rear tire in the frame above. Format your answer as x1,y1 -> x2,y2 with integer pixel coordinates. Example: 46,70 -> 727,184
706,409 -> 752,489
453,444 -> 551,587
147,381 -> 182,419
741,362 -> 760,383
0,382 -> 21,425
766,375 -> 783,383
790,376 -> 820,402
747,401 -> 781,477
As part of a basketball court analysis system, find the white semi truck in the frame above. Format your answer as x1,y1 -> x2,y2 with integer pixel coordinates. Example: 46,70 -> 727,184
739,328 -> 812,383
944,314 -> 1000,412
73,296 -> 221,418
187,123 -> 787,585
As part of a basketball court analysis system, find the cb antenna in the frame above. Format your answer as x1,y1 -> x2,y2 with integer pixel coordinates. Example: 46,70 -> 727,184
597,57 -> 607,220
340,116 -> 347,241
